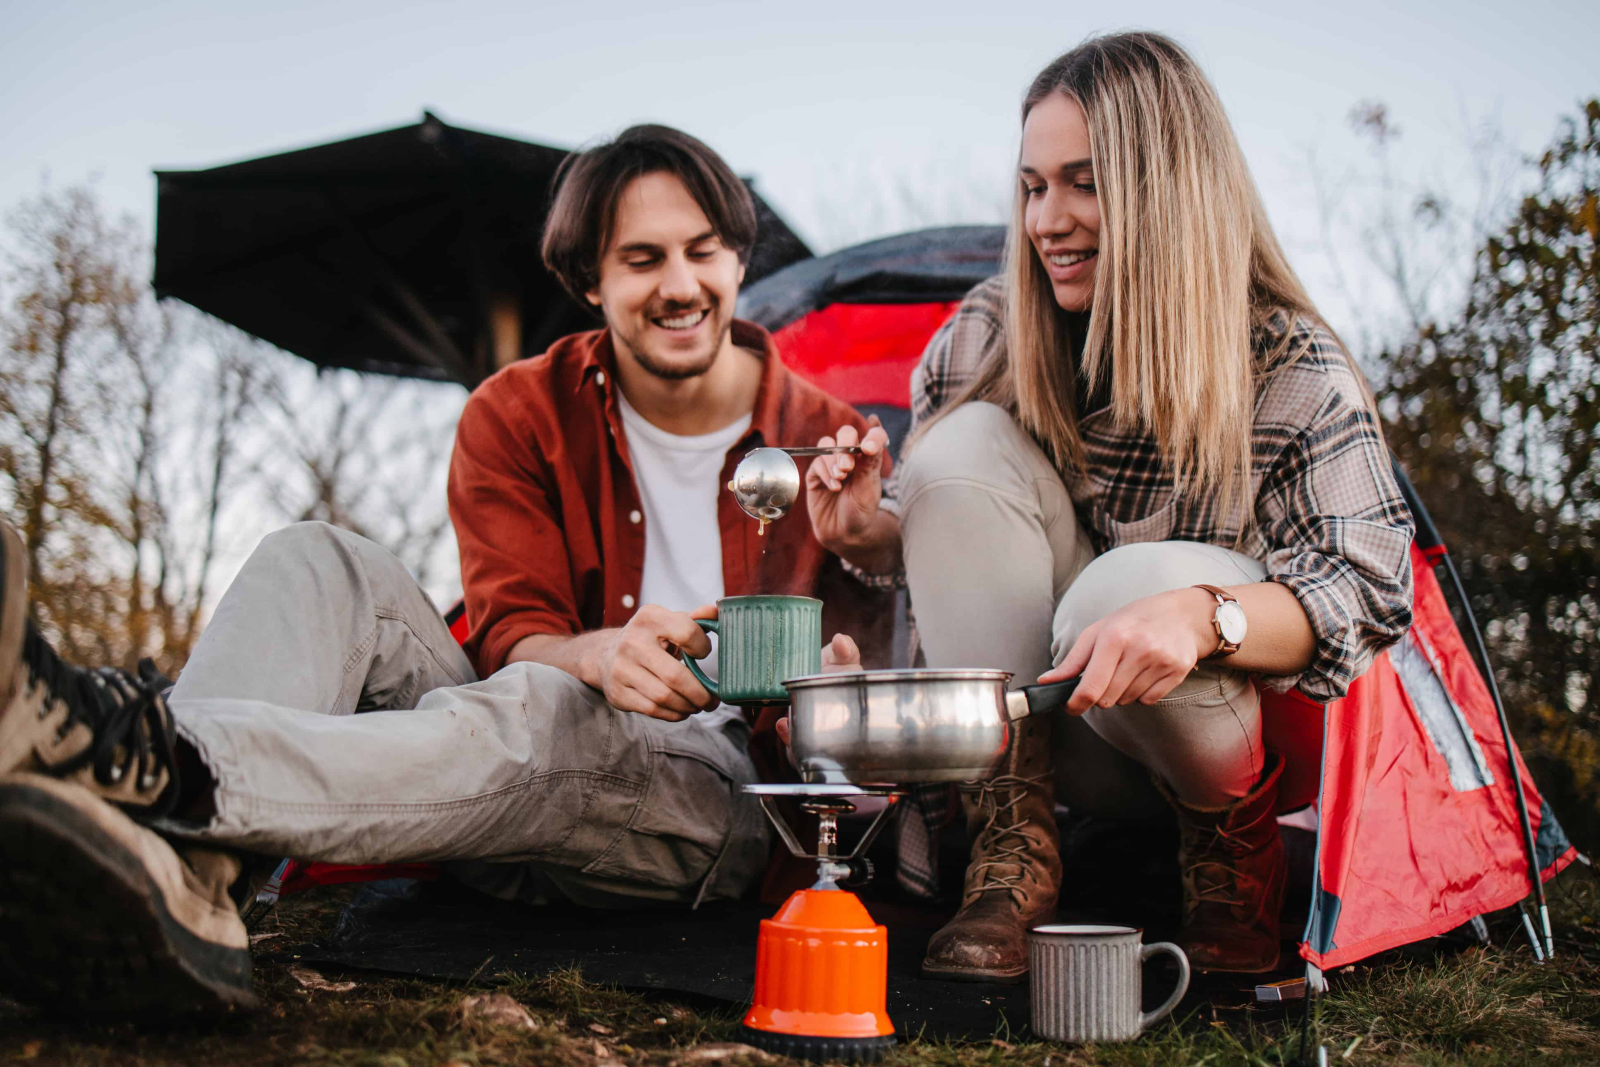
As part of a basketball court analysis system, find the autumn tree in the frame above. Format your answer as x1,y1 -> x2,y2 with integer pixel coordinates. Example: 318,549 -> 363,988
1381,100 -> 1600,843
1,184 -> 463,673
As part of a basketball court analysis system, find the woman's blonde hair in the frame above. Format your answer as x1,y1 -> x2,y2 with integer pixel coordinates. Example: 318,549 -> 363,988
929,32 -> 1341,517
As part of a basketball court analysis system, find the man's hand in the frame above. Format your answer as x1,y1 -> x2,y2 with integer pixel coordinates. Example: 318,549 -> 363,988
596,602 -> 719,722
822,632 -> 862,673
1038,588 -> 1216,713
774,633 -> 861,748
806,419 -> 891,556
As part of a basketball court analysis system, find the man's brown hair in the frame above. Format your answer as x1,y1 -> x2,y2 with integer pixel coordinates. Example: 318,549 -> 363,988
541,124 -> 758,303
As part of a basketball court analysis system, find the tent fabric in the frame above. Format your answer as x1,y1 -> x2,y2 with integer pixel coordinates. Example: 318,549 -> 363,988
154,112 -> 812,386
1301,540 -> 1576,969
282,225 -> 1572,974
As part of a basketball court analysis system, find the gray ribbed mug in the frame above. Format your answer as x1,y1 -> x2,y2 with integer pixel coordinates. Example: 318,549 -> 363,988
1028,925 -> 1189,1043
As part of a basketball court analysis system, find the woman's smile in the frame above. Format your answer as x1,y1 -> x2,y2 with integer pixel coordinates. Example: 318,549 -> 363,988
1043,247 -> 1097,282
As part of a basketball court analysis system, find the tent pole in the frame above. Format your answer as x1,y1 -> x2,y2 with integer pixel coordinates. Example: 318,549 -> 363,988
1440,551 -> 1553,959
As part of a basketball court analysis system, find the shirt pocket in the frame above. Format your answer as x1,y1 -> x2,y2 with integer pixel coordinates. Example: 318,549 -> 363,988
1091,495 -> 1181,546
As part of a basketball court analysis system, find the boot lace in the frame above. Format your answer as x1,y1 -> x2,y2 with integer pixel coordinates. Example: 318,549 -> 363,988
23,622 -> 179,814
963,772 -> 1051,905
1181,814 -> 1269,920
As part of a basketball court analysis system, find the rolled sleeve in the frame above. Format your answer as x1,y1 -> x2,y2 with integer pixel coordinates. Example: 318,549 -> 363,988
448,389 -> 581,676
1256,386 -> 1415,702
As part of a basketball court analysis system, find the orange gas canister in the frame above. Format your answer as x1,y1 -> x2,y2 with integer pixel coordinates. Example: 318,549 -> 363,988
738,786 -> 905,1064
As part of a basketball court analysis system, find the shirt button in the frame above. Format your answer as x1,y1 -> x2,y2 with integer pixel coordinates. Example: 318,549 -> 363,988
621,594 -> 635,609
596,371 -> 606,385
629,510 -> 642,524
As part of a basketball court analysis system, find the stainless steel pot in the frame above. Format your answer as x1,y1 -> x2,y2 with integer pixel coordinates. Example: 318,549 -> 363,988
781,669 -> 1081,784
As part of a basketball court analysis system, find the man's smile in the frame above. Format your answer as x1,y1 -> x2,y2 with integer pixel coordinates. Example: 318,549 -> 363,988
652,307 -> 710,333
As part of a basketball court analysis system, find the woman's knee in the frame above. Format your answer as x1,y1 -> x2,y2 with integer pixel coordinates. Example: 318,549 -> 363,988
899,402 -> 1050,504
1052,542 -> 1265,656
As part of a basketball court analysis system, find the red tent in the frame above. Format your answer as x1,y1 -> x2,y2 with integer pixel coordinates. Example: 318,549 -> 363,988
269,226 -> 1576,976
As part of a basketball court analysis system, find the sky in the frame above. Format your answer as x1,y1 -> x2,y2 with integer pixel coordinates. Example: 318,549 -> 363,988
5,0 -> 1594,285
2,0 -> 1595,603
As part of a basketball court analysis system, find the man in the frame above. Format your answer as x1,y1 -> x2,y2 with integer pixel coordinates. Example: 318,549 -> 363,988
0,124 -> 892,1016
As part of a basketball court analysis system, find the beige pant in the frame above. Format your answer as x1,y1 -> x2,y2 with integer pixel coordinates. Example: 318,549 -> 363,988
162,522 -> 770,907
899,402 -> 1266,816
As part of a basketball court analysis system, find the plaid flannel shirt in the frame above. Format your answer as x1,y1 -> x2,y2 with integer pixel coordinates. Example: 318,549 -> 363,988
875,275 -> 1415,704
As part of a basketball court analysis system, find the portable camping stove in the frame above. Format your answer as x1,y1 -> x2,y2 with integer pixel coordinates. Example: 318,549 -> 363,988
737,783 -> 905,1064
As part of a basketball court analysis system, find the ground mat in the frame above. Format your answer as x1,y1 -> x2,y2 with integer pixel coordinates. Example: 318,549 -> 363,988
285,879 -> 1188,1040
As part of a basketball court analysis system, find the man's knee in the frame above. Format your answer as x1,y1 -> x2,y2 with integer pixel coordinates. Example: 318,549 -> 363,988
255,520 -> 361,568
252,520 -> 409,587
900,402 -> 1048,505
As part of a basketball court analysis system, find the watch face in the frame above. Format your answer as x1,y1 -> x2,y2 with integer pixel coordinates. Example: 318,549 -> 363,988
1217,601 -> 1248,645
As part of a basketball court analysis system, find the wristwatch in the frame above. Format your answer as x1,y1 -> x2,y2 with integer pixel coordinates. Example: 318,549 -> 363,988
1194,584 -> 1247,658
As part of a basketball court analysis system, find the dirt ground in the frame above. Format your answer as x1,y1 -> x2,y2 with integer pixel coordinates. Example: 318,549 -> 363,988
5,870 -> 1600,1066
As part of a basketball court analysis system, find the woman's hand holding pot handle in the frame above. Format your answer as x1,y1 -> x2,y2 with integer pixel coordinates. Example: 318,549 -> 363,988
1039,588 -> 1218,713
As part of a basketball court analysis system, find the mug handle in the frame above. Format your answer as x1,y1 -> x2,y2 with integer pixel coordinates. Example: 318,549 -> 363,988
680,619 -> 720,701
1136,941 -> 1190,1032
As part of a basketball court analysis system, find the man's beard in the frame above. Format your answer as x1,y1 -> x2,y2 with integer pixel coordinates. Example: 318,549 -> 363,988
626,311 -> 731,381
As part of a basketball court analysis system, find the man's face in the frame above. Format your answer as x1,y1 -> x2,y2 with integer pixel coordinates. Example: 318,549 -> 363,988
587,171 -> 745,380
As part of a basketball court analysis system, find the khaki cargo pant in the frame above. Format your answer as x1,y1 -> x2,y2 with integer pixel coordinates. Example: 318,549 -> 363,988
162,522 -> 770,907
899,402 -> 1268,817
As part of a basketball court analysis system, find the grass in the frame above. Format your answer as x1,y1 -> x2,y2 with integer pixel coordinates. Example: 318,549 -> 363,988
5,871 -> 1600,1067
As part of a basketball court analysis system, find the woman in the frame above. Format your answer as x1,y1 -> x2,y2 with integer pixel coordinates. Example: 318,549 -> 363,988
805,31 -> 1415,980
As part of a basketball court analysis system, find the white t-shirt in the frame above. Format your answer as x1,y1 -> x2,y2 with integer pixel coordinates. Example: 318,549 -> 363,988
616,392 -> 751,681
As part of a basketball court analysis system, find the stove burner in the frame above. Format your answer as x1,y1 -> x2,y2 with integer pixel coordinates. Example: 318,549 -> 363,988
737,783 -> 905,1063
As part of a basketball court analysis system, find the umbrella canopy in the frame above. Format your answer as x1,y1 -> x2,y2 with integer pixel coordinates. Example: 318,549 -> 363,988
153,112 -> 812,387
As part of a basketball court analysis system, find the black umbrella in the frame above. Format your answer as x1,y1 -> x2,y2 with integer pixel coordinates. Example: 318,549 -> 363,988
153,112 -> 812,387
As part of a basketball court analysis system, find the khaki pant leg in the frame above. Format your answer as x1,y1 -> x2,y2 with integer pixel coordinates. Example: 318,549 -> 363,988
899,402 -> 1094,683
1051,541 -> 1268,811
900,403 -> 1181,822
169,661 -> 769,905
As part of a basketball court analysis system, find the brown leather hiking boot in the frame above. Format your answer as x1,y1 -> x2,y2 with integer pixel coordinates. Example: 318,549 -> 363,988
922,717 -> 1061,982
0,521 -> 180,815
1157,754 -> 1286,974
0,772 -> 256,1015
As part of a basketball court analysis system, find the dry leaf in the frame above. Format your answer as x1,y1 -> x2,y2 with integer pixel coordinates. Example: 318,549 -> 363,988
249,931 -> 284,945
653,1017 -> 668,1026
990,1039 -> 1014,1050
456,992 -> 539,1031
288,966 -> 357,993
680,1044 -> 769,1063
17,1041 -> 43,1061
588,1022 -> 615,1035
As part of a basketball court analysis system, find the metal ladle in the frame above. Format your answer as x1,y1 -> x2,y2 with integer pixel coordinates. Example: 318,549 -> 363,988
728,446 -> 863,532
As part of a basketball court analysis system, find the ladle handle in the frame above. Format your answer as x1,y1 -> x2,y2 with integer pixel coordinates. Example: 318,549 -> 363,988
680,619 -> 721,701
777,446 -> 863,457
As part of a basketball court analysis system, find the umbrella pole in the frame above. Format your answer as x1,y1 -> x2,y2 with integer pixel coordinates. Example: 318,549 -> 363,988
1440,551 -> 1552,959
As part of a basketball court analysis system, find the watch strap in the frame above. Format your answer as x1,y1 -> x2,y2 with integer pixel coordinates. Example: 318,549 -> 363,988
1193,584 -> 1241,657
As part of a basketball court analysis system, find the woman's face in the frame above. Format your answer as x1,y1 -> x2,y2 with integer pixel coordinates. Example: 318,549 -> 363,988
1020,92 -> 1101,313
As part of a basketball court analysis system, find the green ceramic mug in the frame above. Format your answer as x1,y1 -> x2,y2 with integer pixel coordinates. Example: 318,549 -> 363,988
681,595 -> 822,706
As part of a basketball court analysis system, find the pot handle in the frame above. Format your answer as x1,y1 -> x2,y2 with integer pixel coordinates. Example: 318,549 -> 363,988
1005,677 -> 1080,720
